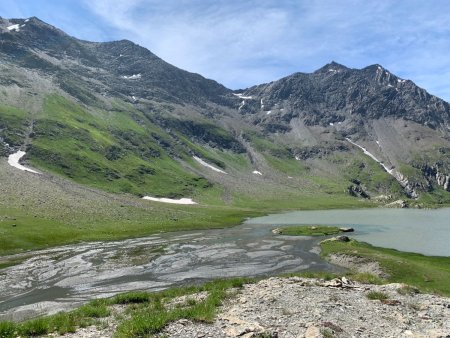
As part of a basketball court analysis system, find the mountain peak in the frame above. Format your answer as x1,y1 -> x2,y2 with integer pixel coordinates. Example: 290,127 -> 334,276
315,61 -> 349,74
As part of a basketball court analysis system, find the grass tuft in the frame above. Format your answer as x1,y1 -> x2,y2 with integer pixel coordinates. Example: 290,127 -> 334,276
0,321 -> 17,338
110,292 -> 151,305
18,318 -> 49,336
397,285 -> 420,296
349,272 -> 384,285
76,300 -> 111,318
114,278 -> 253,338
366,291 -> 389,301
277,225 -> 344,236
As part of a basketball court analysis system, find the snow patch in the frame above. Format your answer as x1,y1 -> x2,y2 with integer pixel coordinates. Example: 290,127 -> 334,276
193,156 -> 227,174
132,96 -> 137,101
8,151 -> 40,174
252,170 -> 262,176
142,196 -> 197,205
266,110 -> 272,115
233,93 -> 253,100
6,24 -> 20,32
345,138 -> 394,174
295,155 -> 301,161
397,79 -> 406,83
346,138 -> 416,196
329,122 -> 334,126
234,93 -> 253,111
122,74 -> 141,80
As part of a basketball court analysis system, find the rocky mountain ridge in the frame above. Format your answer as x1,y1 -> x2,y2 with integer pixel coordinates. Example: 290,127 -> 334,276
1,17 -> 449,205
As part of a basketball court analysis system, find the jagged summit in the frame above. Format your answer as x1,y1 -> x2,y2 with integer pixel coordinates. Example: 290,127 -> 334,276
0,16 -> 65,35
315,61 -> 349,74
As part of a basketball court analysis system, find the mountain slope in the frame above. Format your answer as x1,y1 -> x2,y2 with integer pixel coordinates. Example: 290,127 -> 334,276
238,61 -> 450,200
1,17 -> 449,209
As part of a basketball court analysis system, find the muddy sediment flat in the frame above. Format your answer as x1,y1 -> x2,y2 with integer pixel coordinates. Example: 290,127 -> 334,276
0,224 -> 340,321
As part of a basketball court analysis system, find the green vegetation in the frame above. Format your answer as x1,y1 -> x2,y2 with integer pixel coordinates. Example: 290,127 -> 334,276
231,192 -> 372,211
366,291 -> 389,301
397,285 -> 420,296
321,239 -> 450,296
320,328 -> 335,338
27,95 -> 213,198
0,299 -> 110,337
0,104 -> 29,153
344,155 -> 405,198
0,204 -> 263,257
277,225 -> 344,236
0,278 -> 253,338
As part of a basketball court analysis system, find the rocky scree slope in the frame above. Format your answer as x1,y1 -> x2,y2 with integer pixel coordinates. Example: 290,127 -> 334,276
1,17 -> 450,205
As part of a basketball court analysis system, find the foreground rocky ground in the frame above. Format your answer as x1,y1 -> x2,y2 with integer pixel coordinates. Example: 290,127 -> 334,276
54,276 -> 450,338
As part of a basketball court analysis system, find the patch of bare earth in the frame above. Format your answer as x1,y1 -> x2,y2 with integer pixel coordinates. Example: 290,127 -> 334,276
327,253 -> 390,279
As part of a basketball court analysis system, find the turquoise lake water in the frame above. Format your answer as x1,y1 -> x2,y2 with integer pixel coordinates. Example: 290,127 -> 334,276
246,208 -> 450,256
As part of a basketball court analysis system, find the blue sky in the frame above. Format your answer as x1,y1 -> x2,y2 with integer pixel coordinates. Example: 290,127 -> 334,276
2,0 -> 450,101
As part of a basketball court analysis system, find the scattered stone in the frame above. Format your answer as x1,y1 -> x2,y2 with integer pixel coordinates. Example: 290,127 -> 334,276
386,199 -> 408,208
322,321 -> 344,332
338,227 -> 354,232
304,326 -> 321,338
271,228 -> 281,234
52,277 -> 450,338
336,235 -> 350,242
320,235 -> 350,244
382,299 -> 401,306
321,277 -> 357,289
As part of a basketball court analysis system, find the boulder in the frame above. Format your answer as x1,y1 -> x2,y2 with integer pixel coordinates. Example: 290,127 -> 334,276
386,199 -> 408,208
320,235 -> 350,244
336,235 -> 350,242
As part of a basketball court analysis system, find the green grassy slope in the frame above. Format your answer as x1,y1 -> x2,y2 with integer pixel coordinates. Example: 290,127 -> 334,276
321,240 -> 450,296
27,95 -> 216,197
0,104 -> 29,155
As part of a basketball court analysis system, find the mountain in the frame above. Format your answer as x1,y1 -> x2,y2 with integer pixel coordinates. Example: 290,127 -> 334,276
1,17 -> 449,208
238,61 -> 450,199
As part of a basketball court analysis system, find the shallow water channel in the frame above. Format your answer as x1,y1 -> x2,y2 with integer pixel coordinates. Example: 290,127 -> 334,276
0,223 -> 339,321
1,207 -> 449,321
